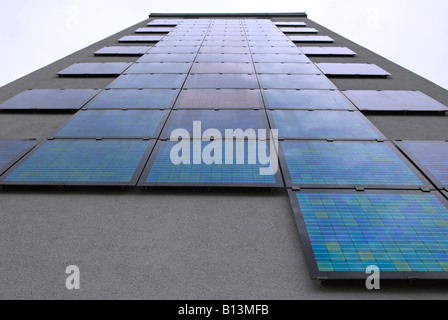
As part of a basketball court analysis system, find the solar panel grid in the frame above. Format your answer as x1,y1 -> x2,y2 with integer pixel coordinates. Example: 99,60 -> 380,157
0,140 -> 39,177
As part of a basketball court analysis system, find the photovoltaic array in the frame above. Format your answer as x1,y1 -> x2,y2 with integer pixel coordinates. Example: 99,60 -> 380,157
1,17 -> 448,280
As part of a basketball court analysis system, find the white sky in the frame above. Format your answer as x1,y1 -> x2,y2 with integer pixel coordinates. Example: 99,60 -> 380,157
1,0 -> 447,90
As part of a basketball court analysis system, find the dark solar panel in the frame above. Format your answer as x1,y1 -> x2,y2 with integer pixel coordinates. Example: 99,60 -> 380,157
161,109 -> 269,139
396,141 -> 448,189
316,63 -> 391,77
254,63 -> 321,74
119,35 -> 165,43
0,140 -> 39,176
195,54 -> 252,63
125,62 -> 192,74
268,110 -> 385,140
288,36 -> 334,43
185,74 -> 259,89
94,46 -> 151,56
252,53 -> 311,63
259,74 -> 337,89
263,89 -> 356,110
175,89 -> 263,109
0,89 -> 100,110
137,53 -> 196,63
191,62 -> 255,74
343,90 -> 448,112
299,47 -> 356,56
58,63 -> 132,76
279,141 -> 429,189
54,110 -> 168,139
289,189 -> 448,279
139,140 -> 283,187
107,74 -> 187,89
199,46 -> 250,54
147,46 -> 199,54
3,140 -> 155,186
85,89 -> 179,109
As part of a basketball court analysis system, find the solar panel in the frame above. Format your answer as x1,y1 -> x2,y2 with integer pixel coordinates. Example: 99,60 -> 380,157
162,35 -> 205,41
288,36 -> 334,43
246,35 -> 289,41
279,141 -> 429,189
3,140 -> 154,186
249,46 -> 302,54
0,89 -> 100,111
202,40 -> 248,47
249,41 -> 295,47
288,189 -> 448,279
195,54 -> 252,63
94,46 -> 151,56
252,53 -> 311,63
161,109 -> 269,139
185,74 -> 259,89
107,74 -> 187,89
205,35 -> 246,41
263,89 -> 356,110
53,110 -> 168,139
343,90 -> 448,112
155,40 -> 202,46
135,27 -> 173,33
175,89 -> 263,109
147,19 -> 183,26
279,27 -> 318,33
254,63 -> 321,74
199,46 -> 250,54
58,63 -> 132,76
191,62 -> 255,74
85,89 -> 179,109
139,140 -> 283,187
396,141 -> 448,189
268,110 -> 384,140
316,63 -> 391,77
137,53 -> 196,63
0,140 -> 39,177
274,22 -> 307,27
125,62 -> 192,74
299,47 -> 356,56
119,35 -> 165,43
259,74 -> 337,89
147,46 -> 199,54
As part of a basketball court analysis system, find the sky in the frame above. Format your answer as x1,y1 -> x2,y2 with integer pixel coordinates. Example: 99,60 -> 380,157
0,0 -> 447,90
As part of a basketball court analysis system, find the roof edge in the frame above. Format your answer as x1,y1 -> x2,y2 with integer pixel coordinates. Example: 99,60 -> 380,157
148,12 -> 307,18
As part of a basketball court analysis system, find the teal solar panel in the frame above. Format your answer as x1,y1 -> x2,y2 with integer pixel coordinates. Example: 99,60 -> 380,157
107,74 -> 187,89
54,110 -> 168,139
140,140 -> 282,187
263,89 -> 355,110
125,62 -> 192,74
85,89 -> 179,109
280,141 -> 428,189
3,140 -> 154,186
396,141 -> 448,189
268,110 -> 384,140
161,110 -> 269,139
289,190 -> 448,279
0,140 -> 38,176
259,74 -> 337,89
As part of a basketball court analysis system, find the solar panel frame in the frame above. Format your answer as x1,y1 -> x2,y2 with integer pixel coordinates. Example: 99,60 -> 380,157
119,35 -> 165,43
395,141 -> 448,190
288,189 -> 448,280
51,109 -> 170,139
267,110 -> 387,141
316,63 -> 391,77
135,27 -> 174,33
174,89 -> 264,110
288,36 -> 334,43
0,139 -> 40,177
94,46 -> 151,56
83,89 -> 179,110
1,139 -> 156,187
160,109 -> 271,139
299,47 -> 356,57
138,140 -> 284,188
279,27 -> 319,33
274,22 -> 307,27
262,89 -> 356,110
278,140 -> 433,190
57,63 -> 132,77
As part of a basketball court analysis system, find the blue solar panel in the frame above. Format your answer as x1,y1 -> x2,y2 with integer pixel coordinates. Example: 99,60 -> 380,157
263,89 -> 355,110
259,74 -> 337,89
269,110 -> 384,140
137,53 -> 196,63
289,190 -> 448,278
85,89 -> 179,109
161,110 -> 269,139
3,140 -> 154,185
252,54 -> 311,63
54,110 -> 168,139
0,140 -> 38,176
280,141 -> 428,189
396,141 -> 448,189
140,140 -> 282,187
254,63 -> 321,74
107,74 -> 187,89
185,74 -> 259,89
125,63 -> 192,74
